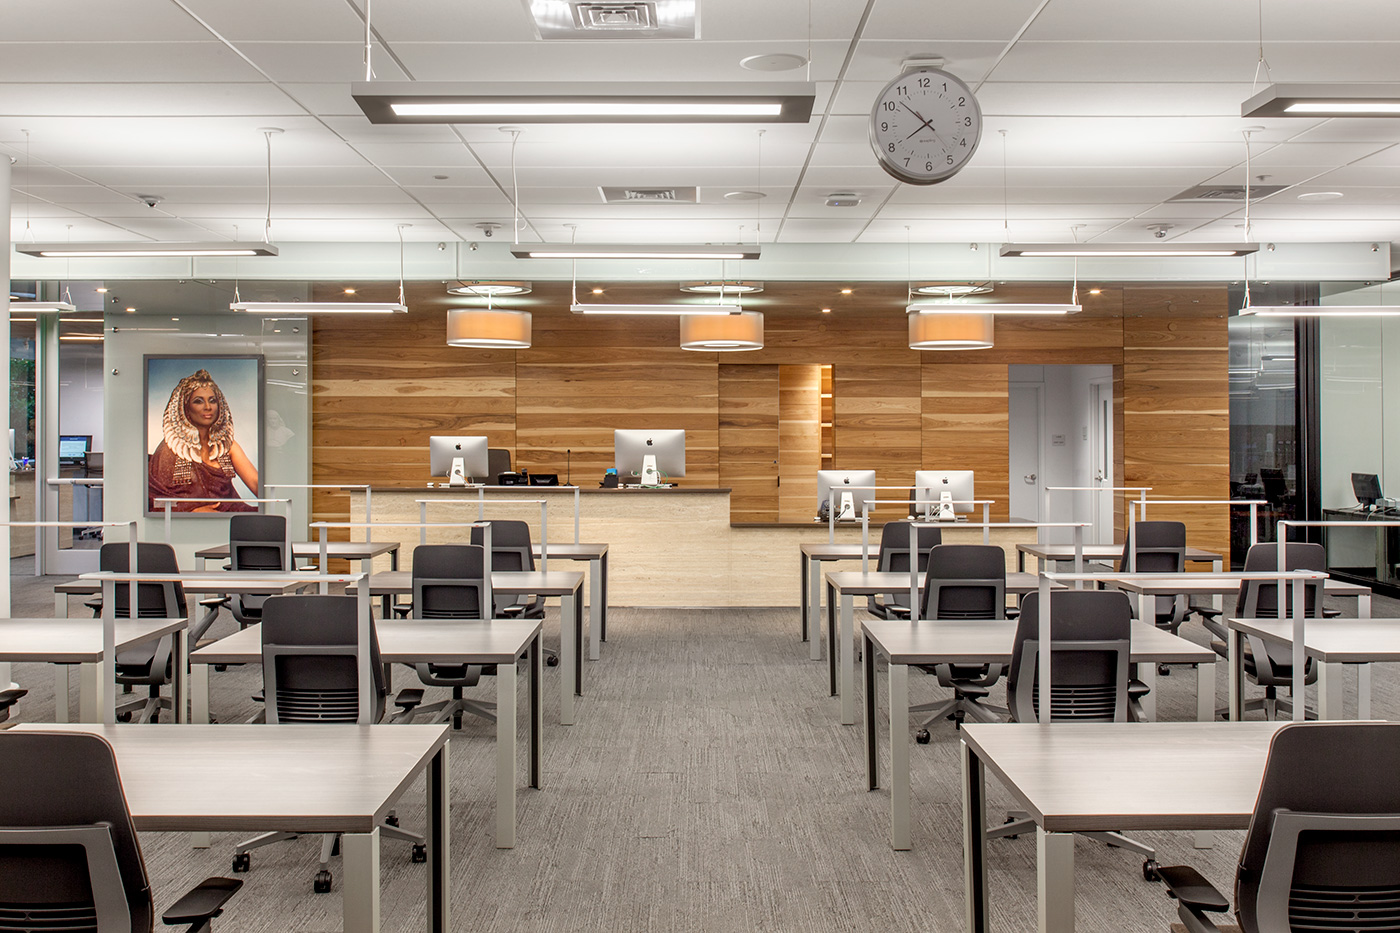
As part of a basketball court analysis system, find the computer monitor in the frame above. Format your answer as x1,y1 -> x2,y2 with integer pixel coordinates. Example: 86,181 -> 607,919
614,429 -> 685,485
429,435 -> 489,486
914,470 -> 975,521
58,435 -> 91,464
1353,472 -> 1383,510
816,469 -> 878,521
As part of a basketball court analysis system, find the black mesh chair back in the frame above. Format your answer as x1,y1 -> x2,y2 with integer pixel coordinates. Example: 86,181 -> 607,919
260,595 -> 385,724
0,731 -> 151,933
1006,590 -> 1133,723
411,545 -> 487,620
1237,542 -> 1326,619
99,542 -> 185,619
1235,722 -> 1400,933
872,522 -> 942,614
470,521 -> 542,616
1118,520 -> 1186,574
919,544 -> 1006,620
228,514 -> 289,572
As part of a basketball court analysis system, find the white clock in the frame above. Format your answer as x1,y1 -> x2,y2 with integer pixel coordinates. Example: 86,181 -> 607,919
869,66 -> 982,185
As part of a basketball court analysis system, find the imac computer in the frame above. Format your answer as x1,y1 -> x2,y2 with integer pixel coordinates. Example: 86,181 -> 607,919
615,429 -> 685,486
816,470 -> 877,521
429,435 -> 489,487
914,470 -> 975,521
1353,472 -> 1383,510
58,435 -> 92,465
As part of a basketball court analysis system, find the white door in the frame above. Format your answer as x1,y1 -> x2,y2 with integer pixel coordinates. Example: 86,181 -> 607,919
1008,384 -> 1043,522
1089,379 -> 1114,545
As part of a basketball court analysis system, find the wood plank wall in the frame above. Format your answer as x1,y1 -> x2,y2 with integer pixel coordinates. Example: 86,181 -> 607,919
777,364 -> 821,522
310,281 -> 1230,556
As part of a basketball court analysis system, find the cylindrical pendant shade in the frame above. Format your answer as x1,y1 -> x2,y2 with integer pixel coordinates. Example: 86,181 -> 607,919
445,308 -> 532,348
679,311 -> 763,351
908,311 -> 993,350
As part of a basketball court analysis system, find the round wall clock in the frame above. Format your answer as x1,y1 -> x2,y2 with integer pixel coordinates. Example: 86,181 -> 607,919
869,67 -> 982,185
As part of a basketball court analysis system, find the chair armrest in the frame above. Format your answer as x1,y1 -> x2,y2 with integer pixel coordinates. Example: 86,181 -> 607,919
1157,865 -> 1230,912
0,687 -> 27,710
198,596 -> 230,608
161,876 -> 242,927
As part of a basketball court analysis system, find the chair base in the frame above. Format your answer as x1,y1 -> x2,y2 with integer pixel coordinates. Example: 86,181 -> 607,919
910,694 -> 1006,736
115,689 -> 171,724
233,814 -> 426,892
413,696 -> 497,728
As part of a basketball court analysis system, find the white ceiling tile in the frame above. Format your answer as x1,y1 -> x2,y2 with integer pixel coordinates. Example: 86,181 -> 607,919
0,42 -> 261,82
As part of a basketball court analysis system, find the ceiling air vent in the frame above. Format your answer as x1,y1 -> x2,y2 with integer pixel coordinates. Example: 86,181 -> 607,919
599,186 -> 699,203
1169,184 -> 1288,202
524,1 -> 697,39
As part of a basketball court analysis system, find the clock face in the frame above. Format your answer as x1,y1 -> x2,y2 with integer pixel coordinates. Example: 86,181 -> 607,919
869,67 -> 982,185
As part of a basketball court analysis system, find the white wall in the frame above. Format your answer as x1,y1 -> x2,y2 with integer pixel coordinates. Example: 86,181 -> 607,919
59,347 -> 104,451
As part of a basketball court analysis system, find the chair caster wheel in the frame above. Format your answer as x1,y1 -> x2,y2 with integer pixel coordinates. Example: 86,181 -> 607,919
915,729 -> 931,745
1143,859 -> 1161,882
231,853 -> 250,873
214,664 -> 227,672
412,844 -> 427,863
116,712 -> 132,723
313,870 -> 333,894
385,814 -> 399,827
1002,817 -> 1019,839
546,654 -> 559,667
1158,664 -> 1171,676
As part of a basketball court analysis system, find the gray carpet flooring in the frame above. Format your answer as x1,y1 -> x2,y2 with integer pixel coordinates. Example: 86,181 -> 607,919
6,564 -> 1397,932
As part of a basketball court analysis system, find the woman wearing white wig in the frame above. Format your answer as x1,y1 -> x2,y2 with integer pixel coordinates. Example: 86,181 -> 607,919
147,369 -> 258,512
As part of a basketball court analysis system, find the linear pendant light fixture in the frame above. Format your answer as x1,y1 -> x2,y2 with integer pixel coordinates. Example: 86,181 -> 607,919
515,243 -> 761,260
1243,83 -> 1400,117
352,81 -> 815,124
10,301 -> 77,313
232,223 -> 410,314
1000,242 -> 1258,258
1239,304 -> 1400,316
16,241 -> 278,258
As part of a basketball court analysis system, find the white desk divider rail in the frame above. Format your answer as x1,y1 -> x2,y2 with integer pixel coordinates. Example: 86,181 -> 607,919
0,519 -> 139,696
891,517 -> 1089,604
416,498 -> 550,570
833,486 -> 993,545
155,497 -> 293,558
307,520 -> 493,595
1041,568 -> 1326,724
853,498 -> 999,566
1041,485 -> 1150,546
1277,518 -> 1400,721
473,487 -> 580,546
1130,498 -> 1268,558
265,484 -> 371,542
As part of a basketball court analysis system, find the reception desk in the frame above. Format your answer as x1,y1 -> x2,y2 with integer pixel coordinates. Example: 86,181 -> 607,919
353,487 -> 1035,608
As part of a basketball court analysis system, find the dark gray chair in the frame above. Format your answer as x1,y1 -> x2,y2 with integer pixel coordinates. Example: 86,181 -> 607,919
227,514 -> 290,629
867,522 -> 942,619
469,521 -> 557,666
911,545 -> 1008,740
1159,721 -> 1400,933
231,595 -> 425,894
85,542 -> 225,723
0,688 -> 26,725
988,590 -> 1159,879
1119,520 -> 1189,635
0,730 -> 242,933
486,447 -> 512,483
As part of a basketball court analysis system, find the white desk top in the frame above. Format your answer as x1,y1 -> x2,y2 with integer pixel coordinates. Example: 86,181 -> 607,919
11,723 -> 449,833
192,617 -> 542,666
1017,543 -> 1222,562
961,721 -> 1284,832
533,543 -> 607,558
347,569 -> 583,597
863,618 -> 1214,666
800,543 -> 868,559
1104,574 -> 1368,598
0,617 -> 187,662
1228,616 -> 1400,662
826,570 -> 1052,595
194,541 -> 401,560
80,570 -> 332,595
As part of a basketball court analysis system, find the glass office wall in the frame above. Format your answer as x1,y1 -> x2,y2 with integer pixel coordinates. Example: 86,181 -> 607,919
1229,313 -> 1298,566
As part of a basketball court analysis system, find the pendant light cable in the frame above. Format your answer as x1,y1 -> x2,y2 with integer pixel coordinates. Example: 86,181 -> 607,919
364,0 -> 374,81
999,129 -> 1009,239
756,129 -> 765,244
509,129 -> 522,246
1243,130 -> 1255,309
1252,0 -> 1272,92
21,129 -> 33,243
396,223 -> 410,307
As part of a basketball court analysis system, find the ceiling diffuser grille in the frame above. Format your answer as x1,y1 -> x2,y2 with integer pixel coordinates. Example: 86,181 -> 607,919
1169,184 -> 1288,202
599,186 -> 699,203
525,0 -> 696,39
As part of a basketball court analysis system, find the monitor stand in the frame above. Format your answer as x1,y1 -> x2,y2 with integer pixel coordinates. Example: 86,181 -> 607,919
641,454 -> 660,486
837,491 -> 855,521
448,456 -> 467,487
936,491 -> 957,522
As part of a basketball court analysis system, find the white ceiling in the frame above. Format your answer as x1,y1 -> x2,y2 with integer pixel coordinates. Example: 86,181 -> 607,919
6,0 -> 1400,250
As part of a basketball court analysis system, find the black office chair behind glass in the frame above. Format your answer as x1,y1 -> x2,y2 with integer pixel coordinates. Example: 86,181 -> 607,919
226,513 -> 291,629
1159,721 -> 1400,933
0,730 -> 242,933
230,594 -> 426,894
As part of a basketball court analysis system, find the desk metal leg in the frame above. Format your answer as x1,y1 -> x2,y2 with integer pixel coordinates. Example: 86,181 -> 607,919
588,557 -> 602,661
800,552 -> 809,642
826,582 -> 837,695
1228,628 -> 1243,721
427,746 -> 449,933
55,590 -> 68,618
78,663 -> 100,722
1359,663 -> 1373,719
1136,662 -> 1157,721
840,592 -> 856,725
192,663 -> 210,724
1137,591 -> 1154,630
889,661 -> 909,850
530,633 -> 542,790
1037,830 -> 1075,933
174,628 -> 189,724
599,552 -> 609,642
1320,663 -> 1344,720
573,592 -> 584,695
864,632 -> 878,790
496,659 -> 517,848
1360,593 -> 1372,620
1211,559 -> 1224,613
560,592 -> 577,725
961,742 -> 989,933
54,666 -> 71,722
809,560 -> 823,661
390,546 -> 400,572
1193,662 -> 1219,849
341,828 -> 381,933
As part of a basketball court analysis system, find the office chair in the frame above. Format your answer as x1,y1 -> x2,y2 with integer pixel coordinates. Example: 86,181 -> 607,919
0,688 -> 26,726
987,590 -> 1159,880
84,542 -> 226,723
866,522 -> 942,619
1120,520 -> 1189,675
911,545 -> 1008,740
486,447 -> 512,483
469,520 -> 558,666
226,514 -> 290,629
393,544 -> 497,730
1159,721 -> 1400,933
1199,542 -> 1326,720
0,730 -> 242,933
231,595 -> 426,894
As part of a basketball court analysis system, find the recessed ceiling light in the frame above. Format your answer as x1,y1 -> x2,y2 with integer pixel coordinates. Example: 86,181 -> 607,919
740,53 -> 808,72
344,288 -> 357,294
723,190 -> 766,201
592,288 -> 604,295
840,288 -> 853,295
1297,191 -> 1344,201
820,308 -> 831,314
125,307 -> 136,313
95,288 -> 108,294
433,174 -> 449,180
1089,289 -> 1102,295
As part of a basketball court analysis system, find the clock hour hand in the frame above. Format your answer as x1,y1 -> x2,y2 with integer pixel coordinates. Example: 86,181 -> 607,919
900,102 -> 937,137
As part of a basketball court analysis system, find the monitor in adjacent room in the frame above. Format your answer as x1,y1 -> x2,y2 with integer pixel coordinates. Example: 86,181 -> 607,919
614,429 -> 685,485
816,469 -> 878,521
914,470 -> 975,521
1353,471 -> 1383,510
429,435 -> 490,486
58,434 -> 91,465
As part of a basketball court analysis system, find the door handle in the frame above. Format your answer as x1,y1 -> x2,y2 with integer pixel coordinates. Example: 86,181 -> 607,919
1023,473 -> 1037,484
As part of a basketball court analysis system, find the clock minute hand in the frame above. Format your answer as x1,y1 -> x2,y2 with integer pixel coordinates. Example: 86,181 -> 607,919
900,102 -> 937,138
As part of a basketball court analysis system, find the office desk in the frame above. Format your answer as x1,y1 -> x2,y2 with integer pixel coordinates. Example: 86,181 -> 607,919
1103,573 -> 1372,625
348,569 -> 586,725
823,570 -> 1051,725
15,723 -> 450,933
191,618 -> 541,848
799,543 -> 865,660
0,617 -> 187,722
862,619 -> 1217,850
55,573 -> 321,618
961,721 -> 1282,933
534,543 -> 608,660
1015,542 -> 1222,573
1226,616 -> 1400,720
194,540 -> 402,573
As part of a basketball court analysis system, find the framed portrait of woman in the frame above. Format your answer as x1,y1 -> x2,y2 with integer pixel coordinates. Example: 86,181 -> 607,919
144,355 -> 264,516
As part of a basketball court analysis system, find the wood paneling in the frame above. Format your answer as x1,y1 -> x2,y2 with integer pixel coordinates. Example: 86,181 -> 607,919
833,362 -> 922,517
719,364 -> 779,523
778,364 -> 822,523
921,363 -> 1011,520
